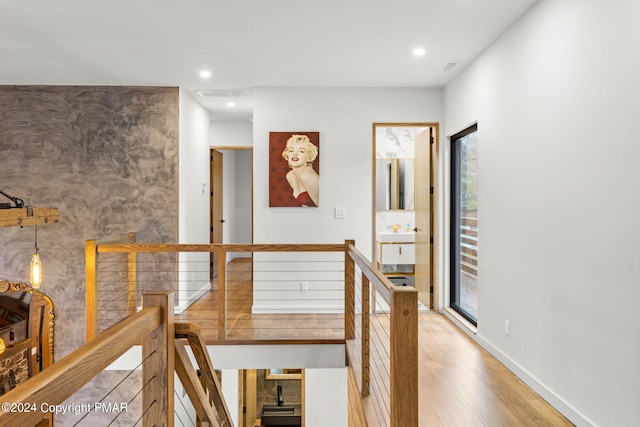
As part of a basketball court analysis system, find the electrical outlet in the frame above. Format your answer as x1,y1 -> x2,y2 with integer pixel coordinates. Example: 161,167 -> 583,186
301,282 -> 309,293
504,319 -> 510,336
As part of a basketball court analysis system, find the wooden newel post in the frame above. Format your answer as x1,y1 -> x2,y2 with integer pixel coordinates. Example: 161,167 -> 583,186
390,288 -> 418,427
218,251 -> 227,340
127,232 -> 138,315
344,239 -> 356,340
142,291 -> 175,427
361,272 -> 371,397
85,239 -> 98,343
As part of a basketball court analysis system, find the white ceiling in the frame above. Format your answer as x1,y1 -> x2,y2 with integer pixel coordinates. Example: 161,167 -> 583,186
0,0 -> 539,121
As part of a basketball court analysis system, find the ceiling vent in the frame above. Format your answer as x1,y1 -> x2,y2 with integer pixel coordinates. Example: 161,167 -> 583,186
196,90 -> 246,98
441,61 -> 460,72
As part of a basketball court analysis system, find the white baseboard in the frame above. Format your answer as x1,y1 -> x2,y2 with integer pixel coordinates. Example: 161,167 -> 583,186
443,308 -> 594,427
174,283 -> 211,315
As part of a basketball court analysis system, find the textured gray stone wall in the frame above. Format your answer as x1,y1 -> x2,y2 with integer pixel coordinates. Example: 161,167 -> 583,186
0,86 -> 179,359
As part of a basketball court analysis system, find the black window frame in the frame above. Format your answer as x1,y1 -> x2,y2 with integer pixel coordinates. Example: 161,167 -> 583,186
450,123 -> 478,326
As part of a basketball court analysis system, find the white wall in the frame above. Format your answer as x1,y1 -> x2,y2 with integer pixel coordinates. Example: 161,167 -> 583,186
221,369 -> 240,427
444,1 -> 640,426
252,87 -> 443,312
178,89 -> 211,310
305,368 -> 348,427
210,120 -> 253,148
179,89 -> 211,243
210,121 -> 254,257
235,150 -> 253,246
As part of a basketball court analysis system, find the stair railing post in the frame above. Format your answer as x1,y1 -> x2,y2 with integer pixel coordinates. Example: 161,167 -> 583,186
390,288 -> 418,427
218,250 -> 227,339
127,232 -> 138,315
85,239 -> 98,342
142,291 -> 175,427
344,239 -> 356,340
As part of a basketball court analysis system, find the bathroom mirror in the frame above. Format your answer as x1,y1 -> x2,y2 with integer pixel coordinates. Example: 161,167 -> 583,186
374,125 -> 424,211
376,158 -> 415,210
265,369 -> 303,380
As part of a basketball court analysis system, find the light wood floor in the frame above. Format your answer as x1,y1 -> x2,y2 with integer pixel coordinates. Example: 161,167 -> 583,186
418,314 -> 571,426
178,259 -> 573,426
175,258 -> 344,341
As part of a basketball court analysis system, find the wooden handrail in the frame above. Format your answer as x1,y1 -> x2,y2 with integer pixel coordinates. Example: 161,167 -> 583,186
175,340 -> 220,426
87,240 -> 351,341
97,232 -> 137,245
345,241 -> 418,427
0,305 -> 162,427
96,243 -> 346,253
0,291 -> 235,427
176,322 -> 233,426
84,238 -> 418,427
347,243 -> 396,304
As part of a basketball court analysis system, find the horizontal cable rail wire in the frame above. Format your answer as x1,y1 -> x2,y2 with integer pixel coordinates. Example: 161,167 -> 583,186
0,299 -> 166,427
61,352 -> 155,426
0,290 -> 232,427
89,242 -> 350,341
86,238 -> 419,427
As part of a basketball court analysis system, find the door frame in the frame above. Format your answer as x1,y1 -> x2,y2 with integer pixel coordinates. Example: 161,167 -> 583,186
210,146 -> 254,266
372,123 -> 439,310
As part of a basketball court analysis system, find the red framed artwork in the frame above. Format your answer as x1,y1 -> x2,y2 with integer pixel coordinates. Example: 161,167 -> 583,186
269,132 -> 320,207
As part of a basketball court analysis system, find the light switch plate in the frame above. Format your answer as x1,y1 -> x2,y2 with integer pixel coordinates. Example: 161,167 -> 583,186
334,207 -> 347,219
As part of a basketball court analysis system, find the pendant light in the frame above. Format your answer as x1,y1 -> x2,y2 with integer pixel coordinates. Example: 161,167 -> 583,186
30,224 -> 42,288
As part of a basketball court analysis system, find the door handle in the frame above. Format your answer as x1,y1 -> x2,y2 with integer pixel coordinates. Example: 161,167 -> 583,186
220,219 -> 226,223
413,227 -> 419,232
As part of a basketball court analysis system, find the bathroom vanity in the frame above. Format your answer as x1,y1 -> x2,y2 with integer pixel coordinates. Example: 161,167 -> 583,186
260,403 -> 302,426
375,231 -> 415,276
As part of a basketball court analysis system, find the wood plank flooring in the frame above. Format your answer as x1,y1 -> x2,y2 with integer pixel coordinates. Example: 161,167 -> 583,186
176,258 -> 344,341
177,259 -> 573,426
414,314 -> 573,427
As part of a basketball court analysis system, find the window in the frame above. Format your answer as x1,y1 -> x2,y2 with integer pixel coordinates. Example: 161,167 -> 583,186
450,124 -> 478,325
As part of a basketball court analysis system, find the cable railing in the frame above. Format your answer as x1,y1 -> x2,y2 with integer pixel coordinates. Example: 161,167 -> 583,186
346,244 -> 418,427
0,290 -> 233,427
85,236 -> 418,427
86,239 -> 350,342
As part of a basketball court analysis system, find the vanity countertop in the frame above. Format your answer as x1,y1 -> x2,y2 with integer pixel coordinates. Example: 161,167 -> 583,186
376,231 -> 415,243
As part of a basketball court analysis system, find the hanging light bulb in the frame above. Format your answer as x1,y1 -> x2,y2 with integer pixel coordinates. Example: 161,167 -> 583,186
30,225 -> 42,288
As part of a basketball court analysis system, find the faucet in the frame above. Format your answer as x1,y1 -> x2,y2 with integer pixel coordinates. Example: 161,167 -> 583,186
277,385 -> 284,406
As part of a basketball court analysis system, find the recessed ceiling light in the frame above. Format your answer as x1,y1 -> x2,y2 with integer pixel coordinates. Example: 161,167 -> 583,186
199,70 -> 212,78
227,102 -> 236,108
413,47 -> 426,57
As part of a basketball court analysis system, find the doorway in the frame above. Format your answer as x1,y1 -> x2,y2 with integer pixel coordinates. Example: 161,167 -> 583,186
210,147 -> 254,280
372,123 -> 439,309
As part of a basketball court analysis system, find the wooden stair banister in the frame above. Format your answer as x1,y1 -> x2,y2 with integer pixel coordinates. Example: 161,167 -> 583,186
175,340 -> 220,427
345,242 -> 418,427
0,303 -> 163,427
175,322 -> 234,426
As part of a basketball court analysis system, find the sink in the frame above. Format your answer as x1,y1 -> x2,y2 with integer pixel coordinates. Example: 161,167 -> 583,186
261,404 -> 301,426
262,406 -> 295,415
376,231 -> 415,243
